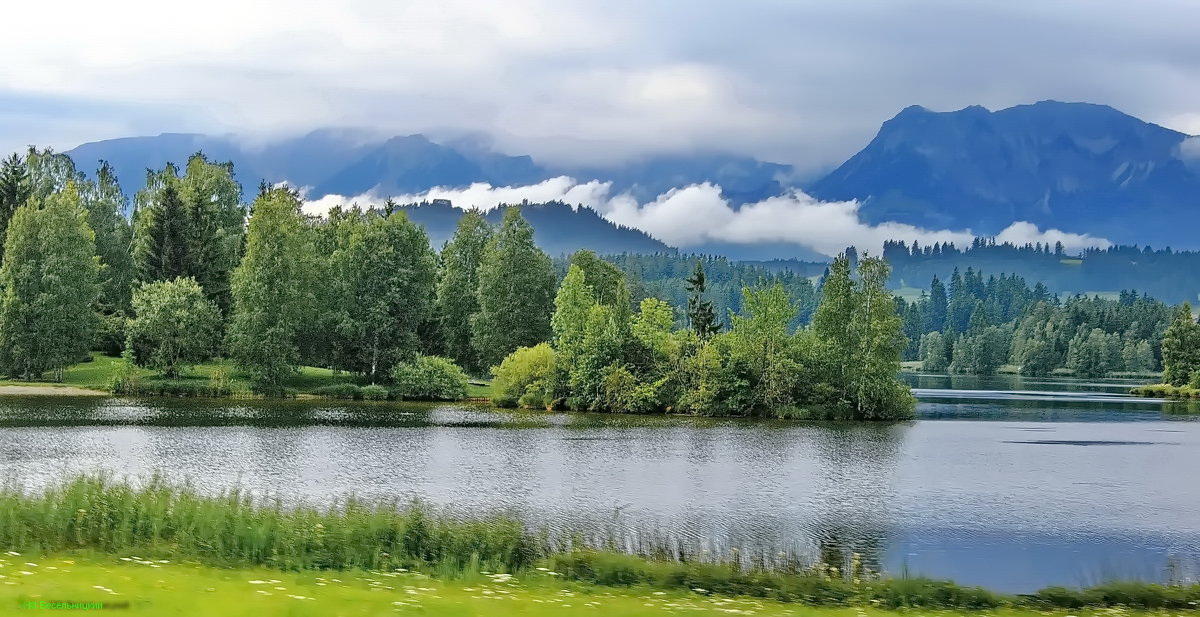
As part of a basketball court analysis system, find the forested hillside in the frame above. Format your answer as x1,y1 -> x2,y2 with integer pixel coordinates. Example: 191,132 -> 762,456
880,239 -> 1200,304
896,267 -> 1171,377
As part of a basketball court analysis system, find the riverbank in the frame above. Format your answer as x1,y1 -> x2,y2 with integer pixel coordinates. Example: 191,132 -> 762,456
5,555 -> 1170,617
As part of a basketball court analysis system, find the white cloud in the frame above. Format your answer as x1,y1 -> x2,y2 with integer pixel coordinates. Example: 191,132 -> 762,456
3,1 -> 1200,170
1179,136 -> 1200,168
304,178 -> 1110,256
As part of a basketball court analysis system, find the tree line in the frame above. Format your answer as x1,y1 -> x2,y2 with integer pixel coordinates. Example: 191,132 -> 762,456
881,238 -> 1200,305
897,265 -> 1174,377
0,148 -> 914,418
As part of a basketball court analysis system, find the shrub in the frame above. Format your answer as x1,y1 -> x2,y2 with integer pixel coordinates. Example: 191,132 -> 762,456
111,378 -> 232,398
490,343 -> 555,408
249,382 -> 298,398
390,355 -> 469,401
125,278 -> 222,379
314,383 -> 363,400
361,384 -> 389,400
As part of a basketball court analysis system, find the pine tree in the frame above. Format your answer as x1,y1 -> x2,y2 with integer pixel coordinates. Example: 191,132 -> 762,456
132,155 -> 245,313
435,210 -> 492,375
686,260 -> 720,339
136,182 -> 190,284
926,275 -> 947,332
1162,303 -> 1200,386
472,207 -> 556,370
0,154 -> 32,265
0,184 -> 100,380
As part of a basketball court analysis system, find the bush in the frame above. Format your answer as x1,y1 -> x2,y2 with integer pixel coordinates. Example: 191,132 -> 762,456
249,382 -> 298,398
314,383 -> 363,400
490,343 -> 555,408
361,384 -> 389,400
390,355 -> 469,401
1025,581 -> 1200,610
111,378 -> 232,398
125,278 -> 221,378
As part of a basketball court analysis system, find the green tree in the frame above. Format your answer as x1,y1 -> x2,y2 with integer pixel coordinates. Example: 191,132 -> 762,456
926,275 -> 947,332
1068,328 -> 1114,378
727,282 -> 800,412
0,184 -> 100,380
850,256 -> 914,418
919,331 -> 950,372
434,210 -> 492,374
0,154 -> 31,265
812,254 -> 855,399
81,162 -> 135,313
133,180 -> 190,285
686,260 -> 720,339
473,207 -> 555,370
132,155 -> 245,312
569,250 -> 630,315
813,254 -> 913,419
226,188 -> 316,390
571,304 -> 626,410
1161,303 -> 1200,386
24,147 -> 83,201
550,264 -> 595,399
330,210 -> 437,383
125,277 -> 221,378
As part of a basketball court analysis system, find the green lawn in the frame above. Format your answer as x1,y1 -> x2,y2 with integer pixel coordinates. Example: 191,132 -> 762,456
0,554 -> 1121,617
0,354 -> 358,395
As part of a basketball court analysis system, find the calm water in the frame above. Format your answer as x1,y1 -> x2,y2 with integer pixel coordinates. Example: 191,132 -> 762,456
0,376 -> 1197,593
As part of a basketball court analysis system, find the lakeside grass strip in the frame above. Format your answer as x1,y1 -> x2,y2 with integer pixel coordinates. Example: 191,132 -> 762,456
1,555 -> 1127,617
0,475 -> 1198,610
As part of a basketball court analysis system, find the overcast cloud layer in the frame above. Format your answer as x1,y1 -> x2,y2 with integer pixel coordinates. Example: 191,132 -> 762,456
3,0 -> 1200,172
301,179 -> 1111,257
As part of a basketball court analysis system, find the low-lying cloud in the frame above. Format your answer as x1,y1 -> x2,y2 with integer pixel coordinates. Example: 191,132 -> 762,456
301,177 -> 1111,257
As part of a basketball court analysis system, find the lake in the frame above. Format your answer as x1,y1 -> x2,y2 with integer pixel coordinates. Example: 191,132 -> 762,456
0,374 -> 1196,593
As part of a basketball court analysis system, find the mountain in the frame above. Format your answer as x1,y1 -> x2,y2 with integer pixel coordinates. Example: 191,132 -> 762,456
810,101 -> 1200,246
66,132 -> 791,206
396,200 -> 674,256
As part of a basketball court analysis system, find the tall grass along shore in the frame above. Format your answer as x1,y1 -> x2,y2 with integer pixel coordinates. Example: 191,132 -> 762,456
0,474 -> 1197,611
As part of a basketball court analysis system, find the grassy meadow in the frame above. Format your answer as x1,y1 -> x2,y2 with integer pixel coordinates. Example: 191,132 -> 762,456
6,555 -> 1167,617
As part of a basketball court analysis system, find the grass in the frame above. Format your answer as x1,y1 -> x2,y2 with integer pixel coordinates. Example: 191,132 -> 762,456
1132,383 -> 1200,400
3,555 -> 1136,617
466,381 -> 492,398
0,353 -> 364,397
2,475 -> 1199,612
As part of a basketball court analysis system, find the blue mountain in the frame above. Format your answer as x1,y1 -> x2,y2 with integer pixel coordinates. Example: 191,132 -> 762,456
66,131 -> 789,207
810,101 -> 1200,247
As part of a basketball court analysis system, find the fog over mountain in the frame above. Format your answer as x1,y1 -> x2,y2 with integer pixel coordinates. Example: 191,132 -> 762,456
70,99 -> 1197,258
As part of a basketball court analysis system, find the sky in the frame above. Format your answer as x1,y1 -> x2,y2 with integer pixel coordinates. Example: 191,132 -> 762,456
3,0 -> 1200,173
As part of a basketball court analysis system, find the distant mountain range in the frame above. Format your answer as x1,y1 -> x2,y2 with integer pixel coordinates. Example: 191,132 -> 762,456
810,101 -> 1200,247
63,100 -> 1200,252
66,131 -> 789,207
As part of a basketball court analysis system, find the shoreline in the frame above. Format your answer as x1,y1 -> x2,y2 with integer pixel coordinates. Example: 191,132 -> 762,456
0,384 -> 108,396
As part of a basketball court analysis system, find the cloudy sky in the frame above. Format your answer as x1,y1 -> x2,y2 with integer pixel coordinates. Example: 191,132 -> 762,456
3,0 -> 1200,173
